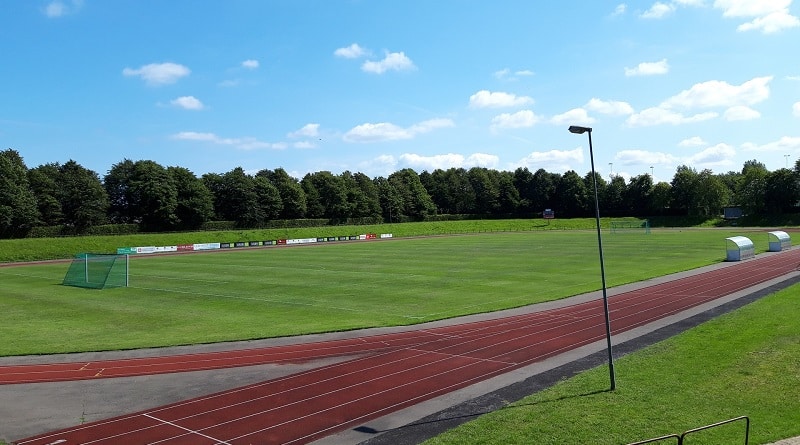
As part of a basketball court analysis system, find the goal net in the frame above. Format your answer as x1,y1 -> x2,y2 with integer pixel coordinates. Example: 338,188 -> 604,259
610,219 -> 650,234
62,253 -> 129,289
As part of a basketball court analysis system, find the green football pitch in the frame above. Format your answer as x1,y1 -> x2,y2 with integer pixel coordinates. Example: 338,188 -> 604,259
0,229 -> 770,356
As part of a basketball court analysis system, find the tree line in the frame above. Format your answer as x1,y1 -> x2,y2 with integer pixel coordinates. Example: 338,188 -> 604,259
1,148 -> 797,238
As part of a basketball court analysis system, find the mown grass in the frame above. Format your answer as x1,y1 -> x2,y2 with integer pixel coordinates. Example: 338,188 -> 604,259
424,284 -> 800,445
0,228 -> 772,356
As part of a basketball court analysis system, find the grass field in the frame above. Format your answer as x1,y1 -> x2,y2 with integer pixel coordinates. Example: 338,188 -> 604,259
2,223 -> 798,444
424,284 -> 800,445
0,227 -> 773,356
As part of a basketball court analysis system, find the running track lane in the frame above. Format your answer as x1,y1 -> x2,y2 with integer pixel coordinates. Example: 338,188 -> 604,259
13,249 -> 800,444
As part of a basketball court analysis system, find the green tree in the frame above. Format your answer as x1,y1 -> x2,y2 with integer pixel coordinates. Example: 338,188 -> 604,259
764,168 -> 799,213
201,172 -> 226,220
512,167 -> 535,214
693,169 -> 728,217
738,160 -> 768,215
531,169 -> 558,213
130,160 -> 179,230
168,166 -> 214,229
351,172 -> 382,218
254,175 -> 283,221
104,159 -> 137,223
651,182 -> 672,214
58,160 -> 109,230
214,167 -> 263,227
467,167 -> 500,214
258,168 -> 306,219
583,171 -> 608,214
388,168 -> 435,219
301,171 -> 349,219
375,176 -> 403,222
494,170 -> 520,214
555,170 -> 588,217
670,165 -> 698,215
626,174 -> 654,216
605,175 -> 627,216
28,163 -> 64,226
0,149 -> 38,237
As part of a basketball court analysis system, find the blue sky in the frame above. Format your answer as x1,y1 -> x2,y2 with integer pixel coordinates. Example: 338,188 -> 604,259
2,0 -> 799,183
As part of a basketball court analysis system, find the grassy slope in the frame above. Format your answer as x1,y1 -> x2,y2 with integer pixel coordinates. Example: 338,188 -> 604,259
424,285 -> 800,445
0,218 -> 632,263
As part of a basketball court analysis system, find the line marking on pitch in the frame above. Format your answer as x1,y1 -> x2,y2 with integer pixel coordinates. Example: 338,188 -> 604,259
144,414 -> 232,444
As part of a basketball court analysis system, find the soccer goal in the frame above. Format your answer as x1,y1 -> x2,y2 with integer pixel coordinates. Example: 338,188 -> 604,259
610,219 -> 650,234
62,253 -> 129,289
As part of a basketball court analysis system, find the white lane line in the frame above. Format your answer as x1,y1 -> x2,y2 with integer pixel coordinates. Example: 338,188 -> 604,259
143,414 -> 232,445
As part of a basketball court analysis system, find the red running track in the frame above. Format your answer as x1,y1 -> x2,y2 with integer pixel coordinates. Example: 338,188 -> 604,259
11,249 -> 800,444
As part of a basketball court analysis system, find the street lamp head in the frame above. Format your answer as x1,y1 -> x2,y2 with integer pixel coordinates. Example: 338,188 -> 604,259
568,125 -> 592,134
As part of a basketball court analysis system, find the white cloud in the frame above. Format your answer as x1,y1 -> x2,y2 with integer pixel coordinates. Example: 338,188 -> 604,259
288,123 -> 320,138
218,79 -> 240,87
724,105 -> 760,120
242,59 -> 259,69
515,148 -> 584,173
123,62 -> 190,86
469,90 -> 534,109
334,43 -> 368,59
43,0 -> 83,17
661,76 -> 772,109
170,96 -> 204,110
585,98 -> 634,115
679,136 -> 707,147
641,2 -> 676,18
550,108 -> 595,126
714,0 -> 800,33
715,0 -> 790,18
741,136 -> 800,152
293,141 -> 316,149
685,143 -> 737,167
612,4 -> 627,16
738,10 -> 800,33
361,51 -> 416,74
494,68 -> 535,81
616,150 -> 680,166
170,131 -> 284,150
409,118 -> 455,133
625,59 -> 669,76
626,107 -> 718,126
490,110 -> 541,130
794,101 -> 800,117
343,118 -> 454,143
398,153 -> 500,171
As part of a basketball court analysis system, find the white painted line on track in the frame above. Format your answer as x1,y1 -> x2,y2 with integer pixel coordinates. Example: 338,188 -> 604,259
143,414 -> 232,445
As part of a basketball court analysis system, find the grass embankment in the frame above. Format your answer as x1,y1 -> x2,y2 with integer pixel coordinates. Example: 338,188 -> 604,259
0,218 -> 634,263
424,285 -> 800,445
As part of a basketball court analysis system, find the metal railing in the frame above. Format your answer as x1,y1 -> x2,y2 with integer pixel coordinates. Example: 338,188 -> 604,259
627,416 -> 749,445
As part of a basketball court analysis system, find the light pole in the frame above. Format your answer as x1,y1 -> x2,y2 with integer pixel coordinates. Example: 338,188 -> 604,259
608,162 -> 613,179
650,166 -> 654,178
785,154 -> 790,169
568,125 -> 616,391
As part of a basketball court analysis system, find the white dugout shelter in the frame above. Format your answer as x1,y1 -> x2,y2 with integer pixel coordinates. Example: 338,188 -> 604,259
725,236 -> 755,262
768,230 -> 791,252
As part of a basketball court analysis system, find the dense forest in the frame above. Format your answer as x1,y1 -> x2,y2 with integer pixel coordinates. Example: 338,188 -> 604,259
1,148 -> 797,238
